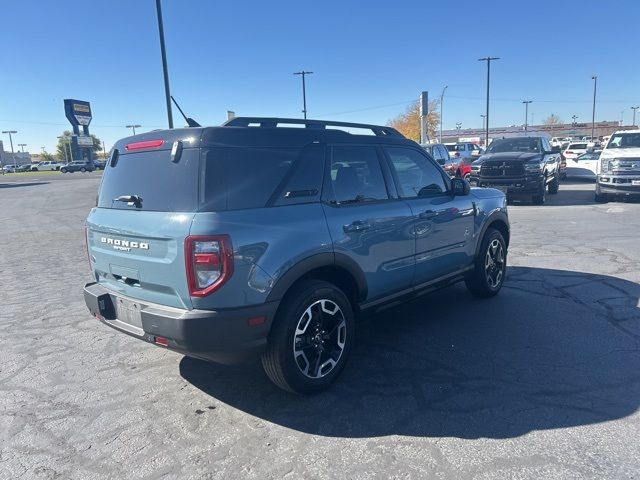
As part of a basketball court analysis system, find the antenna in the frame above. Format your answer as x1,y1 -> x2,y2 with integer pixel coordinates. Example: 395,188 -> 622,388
170,96 -> 201,127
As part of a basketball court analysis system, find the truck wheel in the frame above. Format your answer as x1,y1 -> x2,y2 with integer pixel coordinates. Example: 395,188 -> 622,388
61,168 -> 67,173
532,181 -> 546,205
595,184 -> 608,203
465,228 -> 507,298
262,279 -> 354,394
80,167 -> 86,172
548,176 -> 559,194
31,167 -> 38,172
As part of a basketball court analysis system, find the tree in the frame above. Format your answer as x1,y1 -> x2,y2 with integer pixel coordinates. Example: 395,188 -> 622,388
543,114 -> 562,126
388,99 -> 441,143
40,151 -> 56,162
55,130 -> 103,161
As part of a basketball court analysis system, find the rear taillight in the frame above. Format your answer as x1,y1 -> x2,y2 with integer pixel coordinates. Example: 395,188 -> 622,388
185,235 -> 234,297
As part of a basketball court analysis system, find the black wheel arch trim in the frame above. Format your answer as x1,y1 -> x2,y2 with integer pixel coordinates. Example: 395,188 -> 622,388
475,211 -> 510,256
266,252 -> 368,303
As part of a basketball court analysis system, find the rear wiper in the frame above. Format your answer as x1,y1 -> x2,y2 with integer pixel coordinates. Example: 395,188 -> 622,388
113,195 -> 143,208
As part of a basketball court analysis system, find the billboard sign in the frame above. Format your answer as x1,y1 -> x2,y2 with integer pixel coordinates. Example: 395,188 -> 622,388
64,99 -> 92,127
77,135 -> 94,147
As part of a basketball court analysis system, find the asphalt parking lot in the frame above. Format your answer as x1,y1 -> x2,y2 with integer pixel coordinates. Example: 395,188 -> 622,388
1,175 -> 639,479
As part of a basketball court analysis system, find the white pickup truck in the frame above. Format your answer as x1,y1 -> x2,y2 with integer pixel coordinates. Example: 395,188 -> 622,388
30,161 -> 65,171
595,129 -> 640,202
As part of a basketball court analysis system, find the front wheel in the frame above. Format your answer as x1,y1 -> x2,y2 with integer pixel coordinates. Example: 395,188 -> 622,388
548,175 -> 559,194
80,167 -> 86,172
595,184 -> 608,203
60,168 -> 67,173
262,280 -> 354,394
532,181 -> 546,205
465,228 -> 507,298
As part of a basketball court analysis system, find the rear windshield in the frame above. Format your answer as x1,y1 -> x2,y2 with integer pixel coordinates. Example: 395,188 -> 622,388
98,148 -> 200,212
445,145 -> 456,152
568,143 -> 588,149
98,145 -> 322,212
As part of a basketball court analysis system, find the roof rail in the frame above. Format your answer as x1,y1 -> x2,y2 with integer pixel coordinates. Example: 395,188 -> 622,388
223,117 -> 403,138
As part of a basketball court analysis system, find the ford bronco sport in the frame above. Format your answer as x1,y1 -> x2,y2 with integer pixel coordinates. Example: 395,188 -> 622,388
83,117 -> 509,394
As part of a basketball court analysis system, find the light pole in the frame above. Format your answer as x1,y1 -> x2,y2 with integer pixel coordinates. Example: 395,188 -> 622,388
2,130 -> 17,167
478,57 -> 500,147
572,114 -> 578,126
480,114 -> 486,130
126,124 -> 141,135
439,85 -> 448,143
18,143 -> 26,153
293,71 -> 313,119
522,100 -> 532,134
631,106 -> 639,127
103,141 -> 108,160
591,75 -> 597,140
155,0 -> 173,128
57,136 -> 69,163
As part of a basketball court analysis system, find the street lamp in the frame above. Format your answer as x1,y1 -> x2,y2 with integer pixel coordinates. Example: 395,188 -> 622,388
572,115 -> 578,126
591,75 -> 597,141
293,71 -> 313,119
439,85 -> 448,143
522,100 -> 532,134
631,106 -> 639,127
126,124 -> 142,135
480,114 -> 486,130
478,57 -> 500,147
18,143 -> 27,153
2,130 -> 17,167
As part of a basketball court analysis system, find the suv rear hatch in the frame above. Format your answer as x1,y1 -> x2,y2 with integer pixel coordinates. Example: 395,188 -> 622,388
86,130 -> 202,309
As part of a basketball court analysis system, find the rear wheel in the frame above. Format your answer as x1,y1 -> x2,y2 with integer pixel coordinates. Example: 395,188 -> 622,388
80,167 -> 86,172
60,168 -> 67,173
465,228 -> 507,298
548,175 -> 559,194
262,280 -> 354,394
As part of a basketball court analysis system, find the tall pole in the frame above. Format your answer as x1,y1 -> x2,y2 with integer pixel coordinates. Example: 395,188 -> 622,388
481,114 -> 486,130
2,130 -> 17,167
126,124 -> 141,135
479,57 -> 500,147
18,143 -> 26,152
67,137 -> 74,162
631,106 -> 639,127
572,114 -> 578,126
523,100 -> 532,134
439,85 -> 448,143
293,71 -> 313,119
591,75 -> 597,140
156,0 -> 174,128
57,136 -> 68,163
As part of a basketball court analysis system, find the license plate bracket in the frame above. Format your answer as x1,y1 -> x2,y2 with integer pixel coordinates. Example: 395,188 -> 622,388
114,298 -> 143,328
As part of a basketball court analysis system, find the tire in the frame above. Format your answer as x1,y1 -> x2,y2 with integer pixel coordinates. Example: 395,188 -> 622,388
595,184 -> 608,203
532,180 -> 546,205
80,167 -> 86,172
548,175 -> 559,195
465,228 -> 507,298
262,279 -> 355,394
31,167 -> 38,172
60,168 -> 67,173
464,172 -> 471,181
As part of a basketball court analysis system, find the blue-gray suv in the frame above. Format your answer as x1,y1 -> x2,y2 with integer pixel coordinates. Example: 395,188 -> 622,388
83,117 -> 509,394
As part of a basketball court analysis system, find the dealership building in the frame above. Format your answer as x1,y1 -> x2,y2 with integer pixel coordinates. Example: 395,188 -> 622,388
0,140 -> 31,166
439,121 -> 631,145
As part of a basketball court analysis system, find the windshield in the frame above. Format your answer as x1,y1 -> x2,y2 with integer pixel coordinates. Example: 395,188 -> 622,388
487,138 -> 541,153
607,132 -> 640,149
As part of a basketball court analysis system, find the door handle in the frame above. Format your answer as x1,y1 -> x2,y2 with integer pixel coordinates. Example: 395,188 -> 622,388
343,221 -> 371,233
419,210 -> 438,219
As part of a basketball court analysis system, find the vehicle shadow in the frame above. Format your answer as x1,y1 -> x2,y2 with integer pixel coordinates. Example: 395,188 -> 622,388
180,266 -> 640,439
0,181 -> 49,189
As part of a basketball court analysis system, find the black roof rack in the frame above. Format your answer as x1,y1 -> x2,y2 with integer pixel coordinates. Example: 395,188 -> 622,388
223,117 -> 403,138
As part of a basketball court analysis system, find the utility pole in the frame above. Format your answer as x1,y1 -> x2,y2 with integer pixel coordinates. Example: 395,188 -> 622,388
522,100 -> 532,134
155,0 -> 174,128
478,57 -> 500,147
18,143 -> 26,153
572,114 -> 578,126
126,124 -> 141,135
293,71 -> 313,119
591,75 -> 597,140
481,114 -> 486,131
103,141 -> 108,160
439,85 -> 448,143
631,106 -> 639,127
2,130 -> 17,167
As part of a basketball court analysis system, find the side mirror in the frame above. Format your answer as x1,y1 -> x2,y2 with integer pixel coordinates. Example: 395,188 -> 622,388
452,177 -> 470,196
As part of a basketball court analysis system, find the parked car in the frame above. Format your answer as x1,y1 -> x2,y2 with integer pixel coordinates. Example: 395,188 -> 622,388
562,141 -> 589,163
2,165 -> 17,173
83,117 -> 510,394
564,151 -> 601,180
30,161 -> 64,171
550,137 -> 572,148
94,160 -> 107,170
445,142 -> 483,160
595,129 -> 640,202
60,161 -> 95,173
470,136 -> 561,205
422,143 -> 470,178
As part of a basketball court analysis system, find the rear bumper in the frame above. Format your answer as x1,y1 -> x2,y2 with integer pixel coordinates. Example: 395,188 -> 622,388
84,282 -> 279,364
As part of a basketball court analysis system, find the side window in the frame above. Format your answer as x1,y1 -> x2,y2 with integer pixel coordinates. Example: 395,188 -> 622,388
542,138 -> 551,152
439,145 -> 450,160
274,144 -> 324,206
385,147 -> 448,198
329,146 -> 388,203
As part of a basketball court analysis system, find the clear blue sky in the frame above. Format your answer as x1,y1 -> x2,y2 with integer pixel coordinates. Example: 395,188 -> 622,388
1,0 -> 639,153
